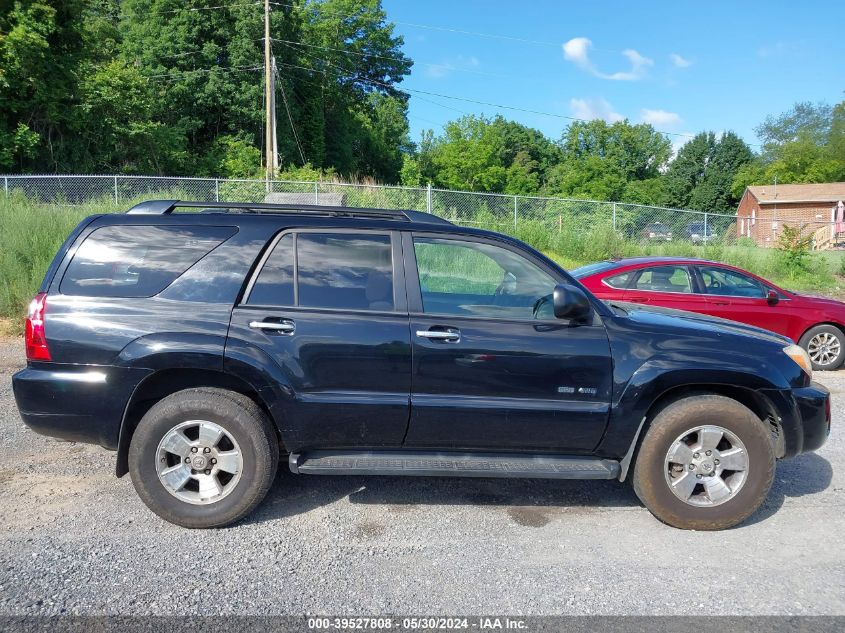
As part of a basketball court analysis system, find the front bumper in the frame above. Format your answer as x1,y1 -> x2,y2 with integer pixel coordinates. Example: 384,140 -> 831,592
12,363 -> 151,449
763,382 -> 830,457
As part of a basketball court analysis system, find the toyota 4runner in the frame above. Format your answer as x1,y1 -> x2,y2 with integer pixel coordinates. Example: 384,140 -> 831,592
12,200 -> 831,529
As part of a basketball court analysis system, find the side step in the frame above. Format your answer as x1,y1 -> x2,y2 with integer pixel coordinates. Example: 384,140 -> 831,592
289,450 -> 619,480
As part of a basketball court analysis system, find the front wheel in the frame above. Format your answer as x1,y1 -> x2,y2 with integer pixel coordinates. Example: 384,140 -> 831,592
128,388 -> 279,528
799,324 -> 845,371
632,395 -> 775,530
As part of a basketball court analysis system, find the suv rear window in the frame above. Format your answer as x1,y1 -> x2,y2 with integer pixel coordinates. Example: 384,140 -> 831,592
60,225 -> 236,298
247,232 -> 394,311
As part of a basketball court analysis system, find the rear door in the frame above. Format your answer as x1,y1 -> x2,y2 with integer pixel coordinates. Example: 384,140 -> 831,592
623,264 -> 708,312
227,229 -> 411,449
403,233 -> 612,452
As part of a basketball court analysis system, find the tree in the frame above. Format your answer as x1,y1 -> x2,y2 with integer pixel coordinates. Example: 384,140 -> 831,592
545,119 -> 671,200
1,0 -> 414,178
731,100 -> 845,197
664,131 -> 753,213
416,115 -> 554,193
757,101 -> 833,162
0,0 -> 90,171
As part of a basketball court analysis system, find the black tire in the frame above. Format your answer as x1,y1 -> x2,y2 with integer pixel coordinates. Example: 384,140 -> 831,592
799,324 -> 845,371
128,387 -> 279,528
632,395 -> 775,531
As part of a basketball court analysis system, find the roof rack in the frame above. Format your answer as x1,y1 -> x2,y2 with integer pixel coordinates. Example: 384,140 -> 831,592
125,199 -> 453,225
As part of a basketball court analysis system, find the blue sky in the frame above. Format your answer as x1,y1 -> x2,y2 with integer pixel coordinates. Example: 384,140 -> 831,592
381,0 -> 845,152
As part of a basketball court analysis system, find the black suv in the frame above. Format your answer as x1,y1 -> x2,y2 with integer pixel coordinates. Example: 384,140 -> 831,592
12,200 -> 830,530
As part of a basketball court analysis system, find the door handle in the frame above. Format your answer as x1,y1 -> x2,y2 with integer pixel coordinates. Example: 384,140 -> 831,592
416,328 -> 461,343
249,319 -> 296,334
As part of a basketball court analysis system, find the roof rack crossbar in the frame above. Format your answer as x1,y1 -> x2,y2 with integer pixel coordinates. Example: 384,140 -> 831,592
125,199 -> 453,225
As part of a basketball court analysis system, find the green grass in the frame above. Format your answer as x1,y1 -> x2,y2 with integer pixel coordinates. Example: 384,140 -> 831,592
1,197 -> 843,336
517,219 -> 845,296
0,196 -> 120,330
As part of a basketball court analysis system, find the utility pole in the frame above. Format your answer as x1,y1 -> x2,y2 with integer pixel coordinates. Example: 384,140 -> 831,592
263,0 -> 274,190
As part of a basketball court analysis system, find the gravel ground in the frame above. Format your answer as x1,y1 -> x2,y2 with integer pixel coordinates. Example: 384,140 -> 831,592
0,338 -> 843,616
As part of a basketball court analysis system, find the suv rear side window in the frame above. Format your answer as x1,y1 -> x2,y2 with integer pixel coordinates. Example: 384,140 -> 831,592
247,232 -> 394,311
60,225 -> 235,298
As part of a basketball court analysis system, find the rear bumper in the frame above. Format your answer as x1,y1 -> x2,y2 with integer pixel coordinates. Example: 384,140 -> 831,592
763,382 -> 830,457
12,364 -> 151,449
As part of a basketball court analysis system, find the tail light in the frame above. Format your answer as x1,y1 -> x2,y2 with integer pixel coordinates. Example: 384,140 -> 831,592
25,292 -> 51,361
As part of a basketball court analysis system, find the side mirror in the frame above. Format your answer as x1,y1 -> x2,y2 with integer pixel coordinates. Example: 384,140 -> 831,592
767,290 -> 779,306
553,283 -> 592,322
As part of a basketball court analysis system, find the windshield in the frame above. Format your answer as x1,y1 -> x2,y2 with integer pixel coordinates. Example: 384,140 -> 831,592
570,261 -> 620,279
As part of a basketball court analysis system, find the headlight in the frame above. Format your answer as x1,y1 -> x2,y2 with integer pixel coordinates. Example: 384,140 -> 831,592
783,344 -> 812,378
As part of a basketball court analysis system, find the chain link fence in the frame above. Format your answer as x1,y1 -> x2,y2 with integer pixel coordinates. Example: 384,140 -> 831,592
2,174 -> 838,249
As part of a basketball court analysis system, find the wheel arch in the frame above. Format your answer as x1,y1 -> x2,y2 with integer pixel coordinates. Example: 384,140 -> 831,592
115,368 -> 283,477
618,383 -> 784,481
798,321 -> 845,344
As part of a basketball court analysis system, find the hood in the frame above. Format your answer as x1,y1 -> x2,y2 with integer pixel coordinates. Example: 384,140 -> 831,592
789,290 -> 845,307
606,300 -> 791,346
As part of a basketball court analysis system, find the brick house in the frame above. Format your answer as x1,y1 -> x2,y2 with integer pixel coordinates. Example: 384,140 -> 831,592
736,182 -> 845,247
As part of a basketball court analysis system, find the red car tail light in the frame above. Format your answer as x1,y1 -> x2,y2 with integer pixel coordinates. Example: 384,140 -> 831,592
25,292 -> 51,362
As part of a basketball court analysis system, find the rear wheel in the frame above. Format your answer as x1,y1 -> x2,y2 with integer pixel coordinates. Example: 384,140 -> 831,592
799,324 -> 845,371
632,395 -> 775,530
128,388 -> 278,528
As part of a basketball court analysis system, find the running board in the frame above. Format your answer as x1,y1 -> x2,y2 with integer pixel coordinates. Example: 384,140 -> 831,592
289,450 -> 619,480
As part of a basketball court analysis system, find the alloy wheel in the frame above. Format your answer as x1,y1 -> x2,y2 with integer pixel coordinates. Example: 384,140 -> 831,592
808,332 -> 841,367
155,420 -> 243,505
664,425 -> 749,507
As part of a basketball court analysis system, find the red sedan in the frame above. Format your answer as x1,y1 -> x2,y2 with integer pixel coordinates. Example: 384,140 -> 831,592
571,257 -> 845,370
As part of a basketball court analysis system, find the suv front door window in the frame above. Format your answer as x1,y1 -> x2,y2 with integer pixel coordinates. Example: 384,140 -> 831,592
413,237 -> 556,319
405,234 -> 612,452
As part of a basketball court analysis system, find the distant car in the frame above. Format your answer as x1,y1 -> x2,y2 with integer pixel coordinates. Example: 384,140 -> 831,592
686,221 -> 717,244
572,256 -> 845,370
642,222 -> 672,241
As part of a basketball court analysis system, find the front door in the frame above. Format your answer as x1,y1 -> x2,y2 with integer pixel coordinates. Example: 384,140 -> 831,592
403,233 -> 612,453
692,264 -> 789,336
227,229 -> 411,451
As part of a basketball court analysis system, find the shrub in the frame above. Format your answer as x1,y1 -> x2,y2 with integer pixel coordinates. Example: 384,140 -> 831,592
775,224 -> 812,278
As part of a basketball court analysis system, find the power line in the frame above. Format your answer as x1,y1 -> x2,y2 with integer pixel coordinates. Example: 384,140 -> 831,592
272,37 -> 542,81
144,65 -> 262,81
284,52 -> 704,142
145,2 -> 261,16
268,2 -> 561,48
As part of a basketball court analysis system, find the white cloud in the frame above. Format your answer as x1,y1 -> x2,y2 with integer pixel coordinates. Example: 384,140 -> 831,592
569,98 -> 624,123
423,55 -> 479,79
669,53 -> 692,68
640,109 -> 682,127
562,37 -> 593,70
562,37 -> 653,81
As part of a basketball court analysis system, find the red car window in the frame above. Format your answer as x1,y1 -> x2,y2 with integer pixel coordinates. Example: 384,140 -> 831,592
697,266 -> 766,298
604,271 -> 634,289
632,266 -> 692,293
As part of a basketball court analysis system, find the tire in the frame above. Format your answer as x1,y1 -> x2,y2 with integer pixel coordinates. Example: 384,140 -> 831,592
128,387 -> 279,528
799,324 -> 845,371
632,395 -> 775,530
